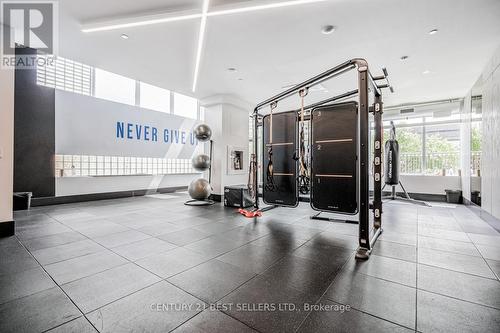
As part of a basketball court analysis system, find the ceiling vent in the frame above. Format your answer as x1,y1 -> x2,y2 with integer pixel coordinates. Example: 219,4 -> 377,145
400,108 -> 414,114
433,110 -> 452,118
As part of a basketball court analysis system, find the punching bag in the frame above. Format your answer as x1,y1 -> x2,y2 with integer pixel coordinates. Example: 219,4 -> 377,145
384,121 -> 400,185
384,139 -> 400,185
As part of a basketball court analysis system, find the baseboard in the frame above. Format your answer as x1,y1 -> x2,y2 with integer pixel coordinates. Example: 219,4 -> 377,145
209,194 -> 222,202
463,197 -> 473,206
376,191 -> 447,202
29,186 -> 188,207
465,201 -> 500,233
0,220 -> 15,238
25,187 -> 448,208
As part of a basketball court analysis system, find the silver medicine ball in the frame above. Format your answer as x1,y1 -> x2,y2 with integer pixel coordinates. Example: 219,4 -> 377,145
188,178 -> 212,200
194,124 -> 212,142
192,154 -> 211,171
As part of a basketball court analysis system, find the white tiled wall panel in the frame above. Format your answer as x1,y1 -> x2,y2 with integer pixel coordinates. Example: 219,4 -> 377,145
480,46 -> 500,219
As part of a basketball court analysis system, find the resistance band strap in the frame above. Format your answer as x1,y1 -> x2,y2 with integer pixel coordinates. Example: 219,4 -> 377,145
266,102 -> 277,190
298,89 -> 310,195
299,89 -> 308,175
247,153 -> 256,199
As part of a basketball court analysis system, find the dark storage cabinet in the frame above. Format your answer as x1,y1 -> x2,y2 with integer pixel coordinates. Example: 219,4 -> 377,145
224,185 -> 254,208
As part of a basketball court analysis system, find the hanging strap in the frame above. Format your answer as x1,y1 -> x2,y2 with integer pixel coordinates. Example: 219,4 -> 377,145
266,102 -> 278,191
298,88 -> 310,194
269,102 -> 277,144
247,153 -> 256,199
299,88 -> 308,124
298,89 -> 308,164
390,121 -> 396,141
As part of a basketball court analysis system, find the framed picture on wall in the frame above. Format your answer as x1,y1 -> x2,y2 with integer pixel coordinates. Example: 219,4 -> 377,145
227,146 -> 247,175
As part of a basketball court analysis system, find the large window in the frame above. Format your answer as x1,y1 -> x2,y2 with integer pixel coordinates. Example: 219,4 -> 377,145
424,123 -> 460,175
94,68 -> 136,106
174,93 -> 198,119
37,56 -> 206,179
139,82 -> 170,113
471,123 -> 482,176
37,56 -> 92,95
371,109 -> 466,176
36,55 -> 202,120
394,126 -> 424,174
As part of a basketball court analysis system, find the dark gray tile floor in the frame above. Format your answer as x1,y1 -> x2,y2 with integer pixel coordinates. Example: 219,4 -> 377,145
1,193 -> 500,332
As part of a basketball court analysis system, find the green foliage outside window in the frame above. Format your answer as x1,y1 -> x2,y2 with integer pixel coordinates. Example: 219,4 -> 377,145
471,126 -> 482,152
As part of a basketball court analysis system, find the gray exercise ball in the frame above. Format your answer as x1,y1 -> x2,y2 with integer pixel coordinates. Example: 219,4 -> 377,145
194,124 -> 212,142
188,178 -> 212,200
192,154 -> 211,171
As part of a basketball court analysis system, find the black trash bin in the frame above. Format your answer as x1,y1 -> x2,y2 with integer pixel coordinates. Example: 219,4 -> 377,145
471,191 -> 481,205
445,190 -> 462,204
13,192 -> 32,211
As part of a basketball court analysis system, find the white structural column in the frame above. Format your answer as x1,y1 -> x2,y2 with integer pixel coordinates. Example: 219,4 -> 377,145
480,45 -> 500,219
201,95 -> 251,197
0,54 -> 15,228
460,93 -> 472,201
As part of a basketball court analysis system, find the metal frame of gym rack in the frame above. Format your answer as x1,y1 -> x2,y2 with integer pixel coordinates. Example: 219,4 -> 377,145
251,59 -> 392,259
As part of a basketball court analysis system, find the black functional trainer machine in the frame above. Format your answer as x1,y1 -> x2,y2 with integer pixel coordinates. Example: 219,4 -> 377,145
382,121 -> 431,206
249,59 -> 392,259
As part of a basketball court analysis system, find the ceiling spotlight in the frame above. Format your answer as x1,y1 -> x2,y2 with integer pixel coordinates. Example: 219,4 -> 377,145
423,70 -> 431,75
238,78 -> 243,81
429,29 -> 438,35
321,25 -> 336,34
227,67 -> 237,72
400,55 -> 409,61
120,34 -> 129,39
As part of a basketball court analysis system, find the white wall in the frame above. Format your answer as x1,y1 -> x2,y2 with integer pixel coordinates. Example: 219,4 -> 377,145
471,176 -> 481,192
202,95 -> 251,195
54,90 -> 203,197
56,91 -> 201,159
397,175 -> 461,195
0,58 -> 14,223
480,45 -> 500,218
371,175 -> 461,196
56,174 -> 198,196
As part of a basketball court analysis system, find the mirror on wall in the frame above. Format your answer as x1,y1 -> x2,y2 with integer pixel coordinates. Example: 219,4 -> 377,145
470,79 -> 482,206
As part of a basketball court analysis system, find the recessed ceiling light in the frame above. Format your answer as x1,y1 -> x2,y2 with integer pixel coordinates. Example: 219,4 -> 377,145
120,34 -> 129,39
400,55 -> 409,61
238,78 -> 243,81
423,70 -> 431,75
321,25 -> 336,35
227,67 -> 237,72
429,29 -> 438,35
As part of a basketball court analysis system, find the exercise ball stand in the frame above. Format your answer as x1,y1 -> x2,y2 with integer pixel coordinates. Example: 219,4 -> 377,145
185,139 -> 215,206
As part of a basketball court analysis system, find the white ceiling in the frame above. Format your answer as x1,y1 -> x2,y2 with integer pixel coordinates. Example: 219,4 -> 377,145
57,0 -> 500,108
